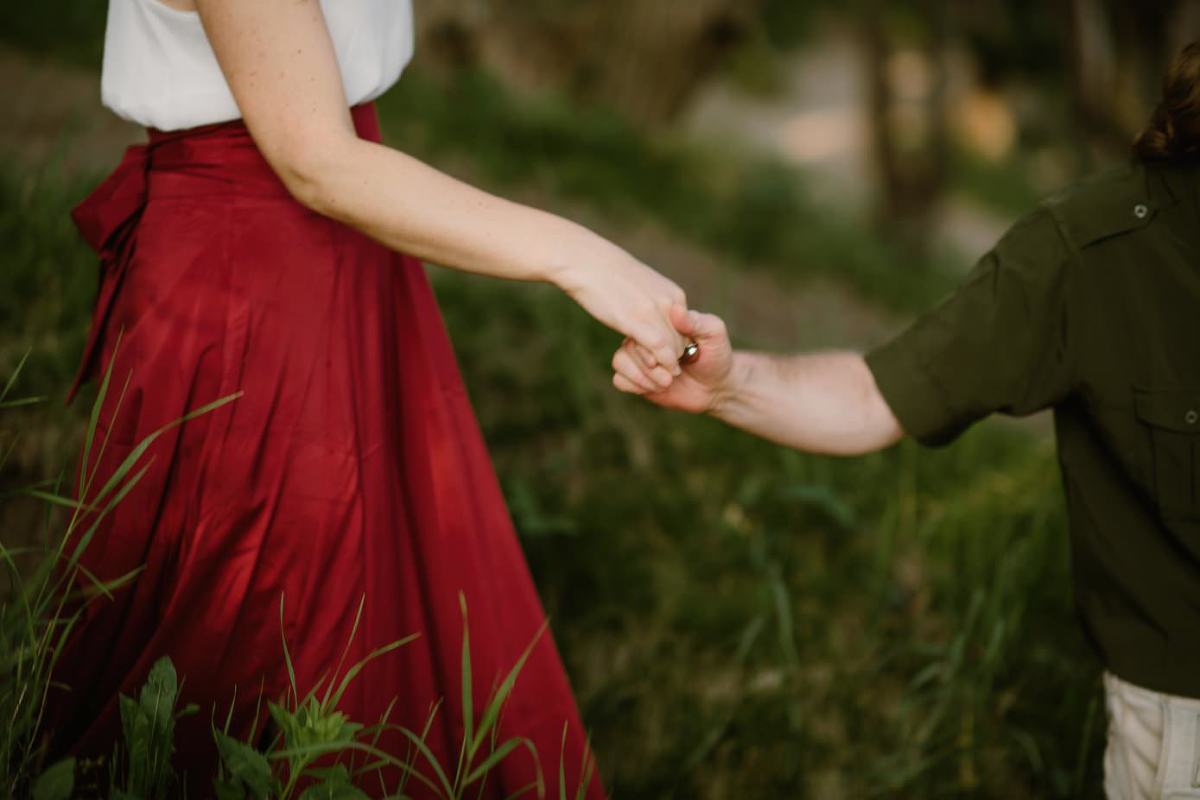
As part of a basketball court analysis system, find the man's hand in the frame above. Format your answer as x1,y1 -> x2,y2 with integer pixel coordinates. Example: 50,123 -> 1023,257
611,304 -> 905,455
611,305 -> 734,413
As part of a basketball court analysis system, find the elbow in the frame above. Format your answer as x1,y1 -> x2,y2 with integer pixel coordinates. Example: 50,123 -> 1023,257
278,164 -> 326,213
276,154 -> 337,215
856,399 -> 906,455
841,361 -> 906,455
823,425 -> 902,457
268,135 -> 356,217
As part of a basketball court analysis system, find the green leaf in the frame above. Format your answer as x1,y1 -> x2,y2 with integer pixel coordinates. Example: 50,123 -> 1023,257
267,701 -> 301,745
213,778 -> 249,800
214,729 -> 277,799
32,758 -> 75,800
299,764 -> 369,799
140,657 -> 180,725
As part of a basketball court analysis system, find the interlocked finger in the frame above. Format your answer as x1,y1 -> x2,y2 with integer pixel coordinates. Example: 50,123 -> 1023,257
612,347 -> 659,393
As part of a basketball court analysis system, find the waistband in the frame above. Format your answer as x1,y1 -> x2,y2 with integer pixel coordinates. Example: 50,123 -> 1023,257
144,103 -> 382,199
66,103 -> 381,404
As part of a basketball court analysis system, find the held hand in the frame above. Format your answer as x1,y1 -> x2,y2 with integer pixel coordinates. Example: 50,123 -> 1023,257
612,305 -> 734,413
554,250 -> 689,384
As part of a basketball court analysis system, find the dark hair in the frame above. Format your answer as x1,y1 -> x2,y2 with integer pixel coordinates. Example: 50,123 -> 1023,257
1134,40 -> 1200,163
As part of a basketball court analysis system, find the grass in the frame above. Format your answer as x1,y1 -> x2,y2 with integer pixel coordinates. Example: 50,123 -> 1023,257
1,353 -> 585,799
3,262 -> 1103,796
432,273 -> 1102,797
0,1 -> 104,69
375,69 -> 960,313
0,40 -> 1104,800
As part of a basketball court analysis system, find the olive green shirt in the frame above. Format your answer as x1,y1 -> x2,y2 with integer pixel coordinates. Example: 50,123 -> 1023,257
865,161 -> 1200,696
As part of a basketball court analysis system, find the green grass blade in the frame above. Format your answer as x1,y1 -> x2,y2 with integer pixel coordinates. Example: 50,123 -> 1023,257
456,592 -> 473,790
67,461 -> 151,563
462,737 -> 523,786
20,489 -> 88,511
81,391 -> 241,515
383,727 -> 454,798
321,594 -> 367,709
326,635 -> 418,712
504,780 -> 544,800
469,621 -> 547,764
279,594 -> 298,706
0,396 -> 45,409
271,739 -> 446,798
0,348 -> 32,403
77,331 -> 124,502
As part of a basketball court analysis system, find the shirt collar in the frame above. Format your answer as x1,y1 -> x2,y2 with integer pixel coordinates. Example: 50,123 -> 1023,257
1147,161 -> 1200,245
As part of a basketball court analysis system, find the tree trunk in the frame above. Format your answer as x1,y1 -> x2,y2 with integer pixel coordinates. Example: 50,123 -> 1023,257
413,0 -> 761,127
862,0 -> 950,253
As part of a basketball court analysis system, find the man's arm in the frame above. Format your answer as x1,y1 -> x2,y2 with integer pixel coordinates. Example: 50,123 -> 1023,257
612,307 -> 905,455
713,351 -> 904,455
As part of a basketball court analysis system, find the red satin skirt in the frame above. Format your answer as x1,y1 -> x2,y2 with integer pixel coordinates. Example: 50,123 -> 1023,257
45,104 -> 603,799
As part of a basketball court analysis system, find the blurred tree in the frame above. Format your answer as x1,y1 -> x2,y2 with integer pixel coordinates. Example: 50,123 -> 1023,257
0,0 -> 105,67
860,0 -> 951,251
414,0 -> 765,126
1067,0 -> 1196,166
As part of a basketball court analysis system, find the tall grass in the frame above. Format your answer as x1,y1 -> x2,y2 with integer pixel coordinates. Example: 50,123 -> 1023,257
3,350 -> 586,798
0,347 -> 238,798
0,58 -> 1104,799
210,592 -> 558,800
432,273 -> 1103,798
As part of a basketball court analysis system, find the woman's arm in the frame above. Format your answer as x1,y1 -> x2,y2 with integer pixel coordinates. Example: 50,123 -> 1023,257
612,307 -> 905,455
194,0 -> 687,376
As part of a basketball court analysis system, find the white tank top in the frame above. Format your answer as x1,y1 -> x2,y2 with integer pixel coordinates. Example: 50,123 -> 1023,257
101,0 -> 414,131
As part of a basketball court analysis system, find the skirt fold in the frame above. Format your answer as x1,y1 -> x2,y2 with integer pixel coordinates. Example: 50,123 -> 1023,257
47,103 -> 602,799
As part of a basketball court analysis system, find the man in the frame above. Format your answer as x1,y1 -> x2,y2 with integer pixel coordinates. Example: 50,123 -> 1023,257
611,41 -> 1200,800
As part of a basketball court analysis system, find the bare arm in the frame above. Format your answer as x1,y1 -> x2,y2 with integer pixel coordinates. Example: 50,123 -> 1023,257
612,307 -> 905,455
193,0 -> 687,373
712,351 -> 903,455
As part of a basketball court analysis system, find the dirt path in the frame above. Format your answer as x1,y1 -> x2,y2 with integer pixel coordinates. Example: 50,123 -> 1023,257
682,26 -> 1015,263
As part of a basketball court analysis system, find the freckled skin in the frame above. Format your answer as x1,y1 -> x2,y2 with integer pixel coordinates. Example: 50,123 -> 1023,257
192,0 -> 693,373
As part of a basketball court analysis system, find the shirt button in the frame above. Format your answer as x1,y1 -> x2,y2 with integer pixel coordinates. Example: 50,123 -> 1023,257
1134,203 -> 1149,219
1187,409 -> 1199,425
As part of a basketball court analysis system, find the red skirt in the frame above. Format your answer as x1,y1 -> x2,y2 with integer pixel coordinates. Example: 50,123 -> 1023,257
46,104 -> 603,799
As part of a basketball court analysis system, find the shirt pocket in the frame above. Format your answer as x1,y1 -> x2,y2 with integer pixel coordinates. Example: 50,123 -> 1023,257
1133,387 -> 1200,520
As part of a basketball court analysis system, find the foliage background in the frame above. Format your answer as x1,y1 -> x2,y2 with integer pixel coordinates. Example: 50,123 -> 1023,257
3,1 -> 1194,797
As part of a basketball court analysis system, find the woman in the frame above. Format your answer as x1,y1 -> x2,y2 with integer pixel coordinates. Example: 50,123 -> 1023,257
45,0 -> 690,796
612,41 -> 1200,800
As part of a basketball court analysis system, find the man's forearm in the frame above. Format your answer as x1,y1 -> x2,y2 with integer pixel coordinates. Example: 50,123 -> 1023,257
710,351 -> 905,455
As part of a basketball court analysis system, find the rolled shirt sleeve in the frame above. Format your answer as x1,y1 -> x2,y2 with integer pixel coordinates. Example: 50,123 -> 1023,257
865,206 -> 1077,447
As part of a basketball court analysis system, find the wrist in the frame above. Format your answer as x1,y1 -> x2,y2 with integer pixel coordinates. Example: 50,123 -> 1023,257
538,218 -> 613,288
708,351 -> 752,418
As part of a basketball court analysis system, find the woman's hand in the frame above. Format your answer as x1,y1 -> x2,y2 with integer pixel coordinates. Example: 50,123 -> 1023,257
551,247 -> 690,385
613,307 -> 906,455
612,305 -> 734,411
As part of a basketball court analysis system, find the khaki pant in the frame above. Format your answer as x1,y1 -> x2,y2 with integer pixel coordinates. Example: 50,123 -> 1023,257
1105,672 -> 1200,799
